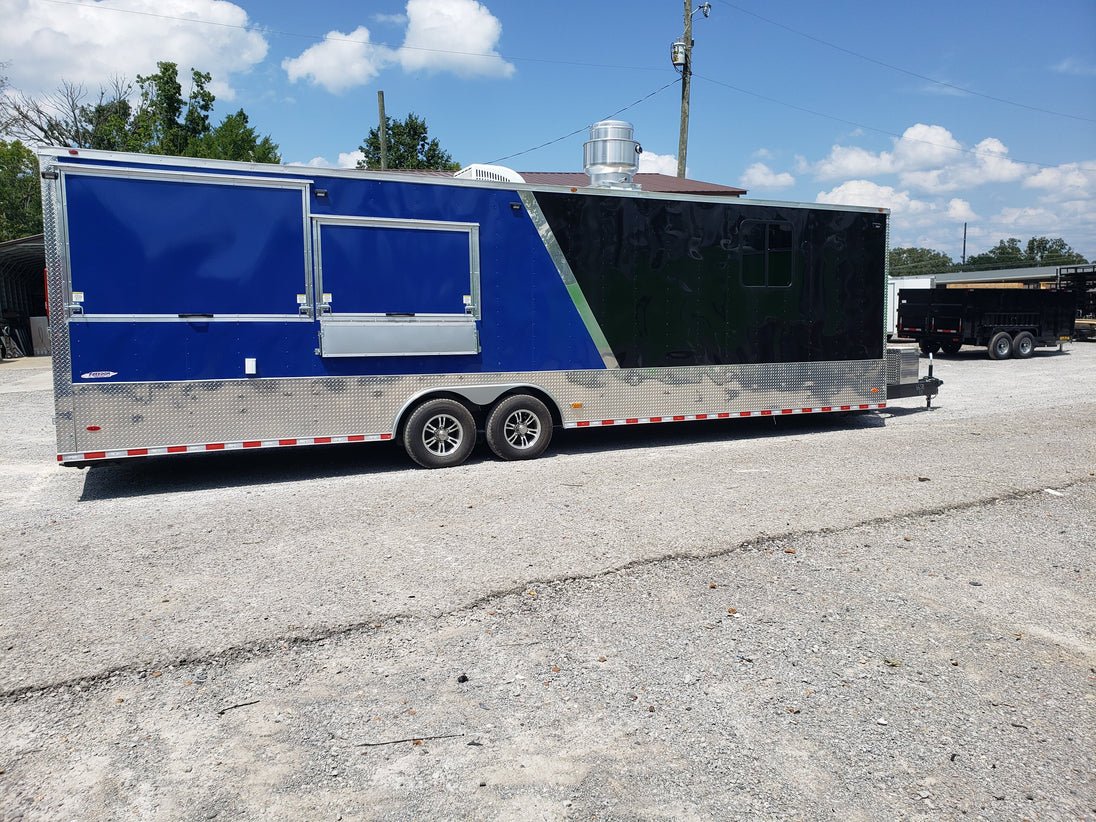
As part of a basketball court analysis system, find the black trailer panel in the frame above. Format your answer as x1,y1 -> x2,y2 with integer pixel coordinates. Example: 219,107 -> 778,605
535,193 -> 887,367
896,287 -> 1075,359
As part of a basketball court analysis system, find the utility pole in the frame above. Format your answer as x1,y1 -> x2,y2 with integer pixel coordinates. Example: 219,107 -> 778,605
377,90 -> 388,170
675,2 -> 710,178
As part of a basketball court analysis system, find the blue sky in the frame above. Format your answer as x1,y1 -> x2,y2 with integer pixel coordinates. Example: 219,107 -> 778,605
3,0 -> 1094,262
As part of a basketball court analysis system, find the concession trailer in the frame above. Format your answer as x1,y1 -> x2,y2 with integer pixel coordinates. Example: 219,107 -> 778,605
38,122 -> 939,469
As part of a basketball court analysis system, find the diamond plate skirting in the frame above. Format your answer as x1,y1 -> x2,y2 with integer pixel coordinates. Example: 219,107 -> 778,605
64,359 -> 885,456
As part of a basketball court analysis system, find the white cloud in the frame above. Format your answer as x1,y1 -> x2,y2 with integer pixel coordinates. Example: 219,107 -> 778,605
282,27 -> 395,94
994,206 -> 1060,229
292,151 -> 367,169
810,124 -> 962,181
398,0 -> 514,78
739,162 -> 794,191
279,1 -> 513,93
1024,161 -> 1096,196
338,150 -> 366,168
899,137 -> 1029,193
292,157 -> 335,168
891,124 -> 964,169
945,198 -> 978,222
816,180 -> 930,215
1053,57 -> 1096,76
637,151 -> 678,175
812,144 -> 894,180
0,0 -> 268,100
788,123 -> 1096,258
809,124 -> 1034,196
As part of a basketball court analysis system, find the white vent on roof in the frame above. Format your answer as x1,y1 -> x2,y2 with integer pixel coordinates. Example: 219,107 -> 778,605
454,164 -> 525,183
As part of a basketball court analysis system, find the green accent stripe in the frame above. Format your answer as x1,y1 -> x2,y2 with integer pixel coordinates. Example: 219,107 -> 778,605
519,191 -> 618,369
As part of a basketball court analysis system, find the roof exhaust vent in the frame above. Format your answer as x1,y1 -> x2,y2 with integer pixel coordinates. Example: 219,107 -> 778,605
583,120 -> 642,190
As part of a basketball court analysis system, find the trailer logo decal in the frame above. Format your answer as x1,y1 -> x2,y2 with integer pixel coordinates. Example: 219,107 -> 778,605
80,371 -> 118,379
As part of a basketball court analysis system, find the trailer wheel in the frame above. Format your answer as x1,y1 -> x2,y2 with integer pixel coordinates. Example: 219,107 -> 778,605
403,398 -> 476,468
1013,331 -> 1035,359
941,341 -> 962,355
988,331 -> 1013,360
485,394 -> 553,461
919,340 -> 940,355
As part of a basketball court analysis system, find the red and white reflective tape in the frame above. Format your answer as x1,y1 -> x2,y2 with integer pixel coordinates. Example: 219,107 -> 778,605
58,432 -> 394,463
566,403 -> 886,429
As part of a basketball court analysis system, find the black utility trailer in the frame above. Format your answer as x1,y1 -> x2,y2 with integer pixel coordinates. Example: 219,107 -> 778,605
896,287 -> 1076,359
1058,264 -> 1096,341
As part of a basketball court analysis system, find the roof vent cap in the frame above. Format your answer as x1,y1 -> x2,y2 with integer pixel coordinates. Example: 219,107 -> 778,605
583,120 -> 642,190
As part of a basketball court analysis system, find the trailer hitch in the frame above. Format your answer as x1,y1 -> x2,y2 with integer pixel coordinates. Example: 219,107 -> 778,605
885,353 -> 943,407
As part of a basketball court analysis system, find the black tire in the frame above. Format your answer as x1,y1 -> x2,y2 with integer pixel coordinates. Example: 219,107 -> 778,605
988,331 -> 1013,360
940,340 -> 962,355
919,340 -> 940,355
403,398 -> 476,468
485,394 -> 553,461
1013,331 -> 1035,359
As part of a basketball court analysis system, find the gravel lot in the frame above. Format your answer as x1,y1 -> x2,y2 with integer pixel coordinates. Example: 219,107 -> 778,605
1,343 -> 1094,821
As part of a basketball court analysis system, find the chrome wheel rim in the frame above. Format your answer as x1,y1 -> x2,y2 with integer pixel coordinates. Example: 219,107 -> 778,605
422,413 -> 464,456
503,409 -> 541,450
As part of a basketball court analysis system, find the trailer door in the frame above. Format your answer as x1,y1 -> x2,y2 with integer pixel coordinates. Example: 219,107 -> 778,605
61,168 -> 312,319
58,165 -> 315,381
312,216 -> 481,357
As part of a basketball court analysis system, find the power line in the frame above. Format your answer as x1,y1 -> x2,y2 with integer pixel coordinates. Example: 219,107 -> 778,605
711,0 -> 1096,125
693,72 -> 1096,175
487,78 -> 682,165
26,0 -> 1094,176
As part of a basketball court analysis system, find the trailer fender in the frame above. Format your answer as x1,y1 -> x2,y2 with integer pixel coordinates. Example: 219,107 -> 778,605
392,384 -> 563,434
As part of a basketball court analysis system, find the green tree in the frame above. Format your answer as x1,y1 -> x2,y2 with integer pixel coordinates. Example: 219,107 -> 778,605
79,83 -> 136,151
889,247 -> 956,277
0,140 -> 43,241
191,110 -> 280,163
357,113 -> 460,170
965,236 -> 1088,271
0,62 -> 279,163
965,238 -> 1026,271
1024,236 -> 1087,266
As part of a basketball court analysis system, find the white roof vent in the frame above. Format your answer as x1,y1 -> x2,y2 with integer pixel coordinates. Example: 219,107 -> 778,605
455,164 -> 525,183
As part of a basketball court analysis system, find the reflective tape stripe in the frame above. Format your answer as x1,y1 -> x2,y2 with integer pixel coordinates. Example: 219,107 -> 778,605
58,432 -> 392,463
564,404 -> 886,430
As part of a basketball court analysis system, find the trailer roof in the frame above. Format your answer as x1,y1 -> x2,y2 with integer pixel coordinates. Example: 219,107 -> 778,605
934,266 -> 1061,285
370,169 -> 747,196
39,147 -> 892,214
